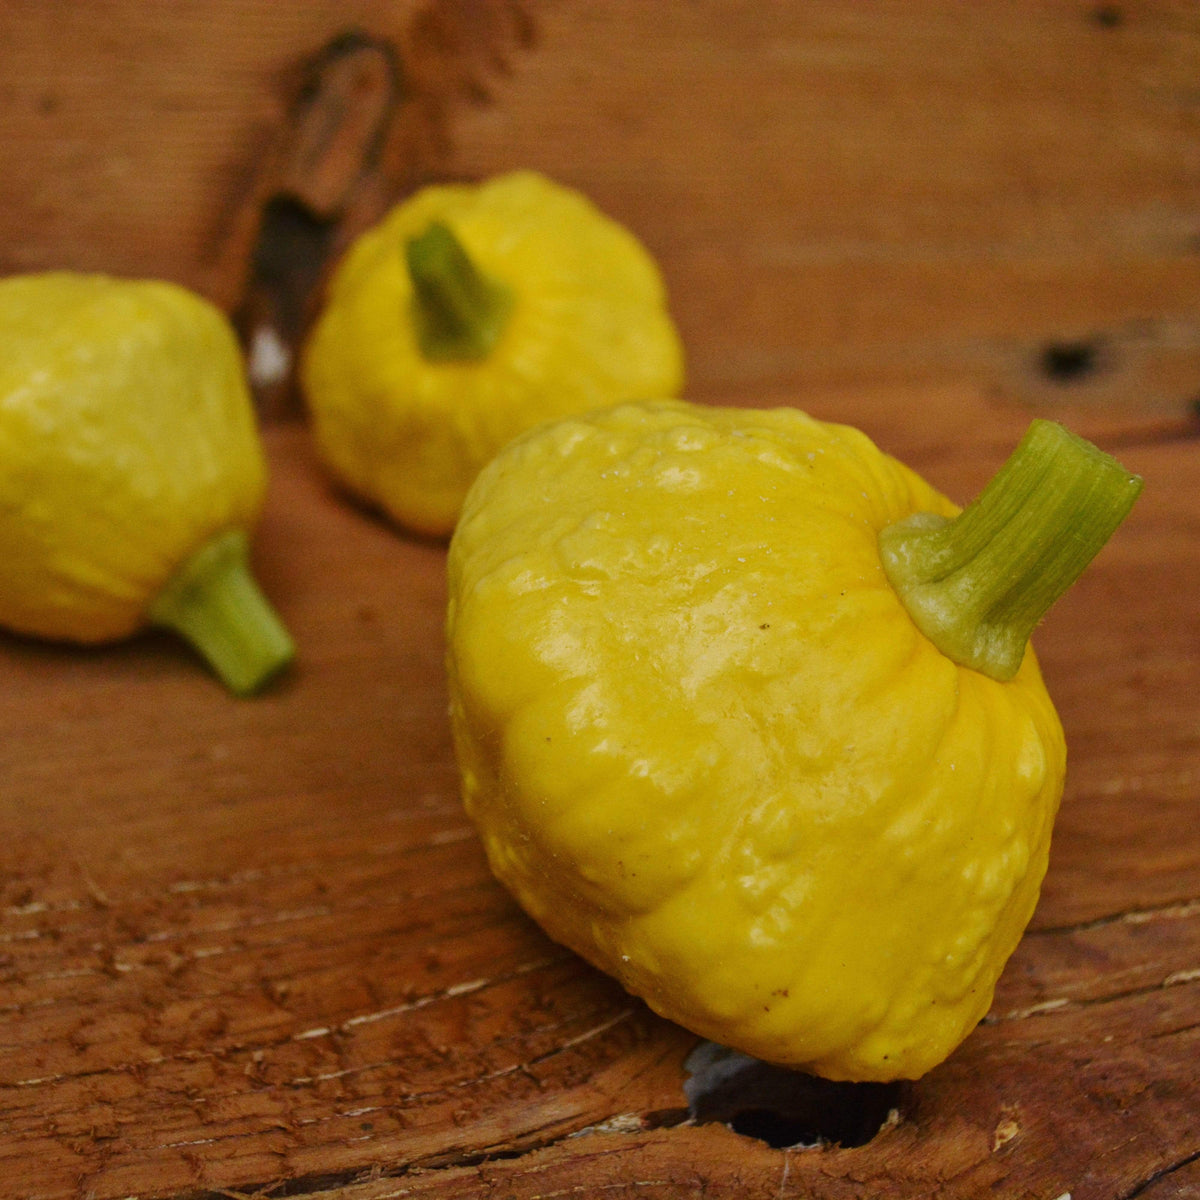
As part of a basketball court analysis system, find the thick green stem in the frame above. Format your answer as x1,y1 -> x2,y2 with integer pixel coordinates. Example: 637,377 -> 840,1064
878,419 -> 1143,681
406,221 -> 513,362
149,529 -> 295,695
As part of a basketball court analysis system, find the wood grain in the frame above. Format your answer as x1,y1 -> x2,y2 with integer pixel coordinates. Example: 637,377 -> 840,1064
1,2 -> 1199,1196
2,1 -> 1198,416
449,2 -> 1200,416
1,387 -> 1197,1199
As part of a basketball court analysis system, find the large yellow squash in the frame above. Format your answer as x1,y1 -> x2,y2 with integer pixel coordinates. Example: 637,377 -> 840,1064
446,399 -> 1140,1081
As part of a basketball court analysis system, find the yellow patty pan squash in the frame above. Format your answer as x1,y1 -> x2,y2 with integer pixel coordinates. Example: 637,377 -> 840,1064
301,170 -> 684,537
0,272 -> 294,694
446,399 -> 1141,1082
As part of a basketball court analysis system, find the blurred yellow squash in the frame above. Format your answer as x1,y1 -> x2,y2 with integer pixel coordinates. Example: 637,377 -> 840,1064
301,170 -> 684,537
0,272 -> 293,694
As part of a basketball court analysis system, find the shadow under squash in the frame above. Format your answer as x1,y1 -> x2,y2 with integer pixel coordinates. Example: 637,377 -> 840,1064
684,1042 -> 905,1150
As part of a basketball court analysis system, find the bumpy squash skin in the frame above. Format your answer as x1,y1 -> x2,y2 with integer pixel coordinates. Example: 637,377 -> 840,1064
0,272 -> 266,643
301,171 -> 685,537
446,400 -> 1066,1082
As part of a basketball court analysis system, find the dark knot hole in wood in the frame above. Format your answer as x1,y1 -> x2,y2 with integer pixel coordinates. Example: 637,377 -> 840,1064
684,1042 -> 905,1150
248,195 -> 337,341
1038,337 -> 1108,384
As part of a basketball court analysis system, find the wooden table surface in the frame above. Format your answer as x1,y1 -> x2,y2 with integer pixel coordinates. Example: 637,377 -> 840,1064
1,385 -> 1196,1200
2,3 -> 1199,1197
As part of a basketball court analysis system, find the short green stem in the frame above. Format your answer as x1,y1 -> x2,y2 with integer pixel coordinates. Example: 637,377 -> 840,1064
406,221 -> 513,362
878,419 -> 1143,681
149,529 -> 295,695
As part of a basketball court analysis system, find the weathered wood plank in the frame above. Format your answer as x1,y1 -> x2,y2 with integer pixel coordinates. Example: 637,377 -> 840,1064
0,388 -> 1196,1199
1,2 -> 1198,1195
2,1 -> 1198,412
448,2 -> 1200,412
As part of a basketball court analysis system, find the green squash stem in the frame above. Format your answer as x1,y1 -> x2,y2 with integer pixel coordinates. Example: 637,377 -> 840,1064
879,419 -> 1143,681
149,529 -> 295,695
406,221 -> 514,362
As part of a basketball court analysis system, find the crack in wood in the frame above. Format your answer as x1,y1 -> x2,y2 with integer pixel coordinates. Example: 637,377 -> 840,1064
986,965 -> 1200,1025
1030,895 -> 1200,938
1119,1145 -> 1200,1199
159,1118 -> 693,1200
1148,1018 -> 1200,1041
130,1084 -> 669,1200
